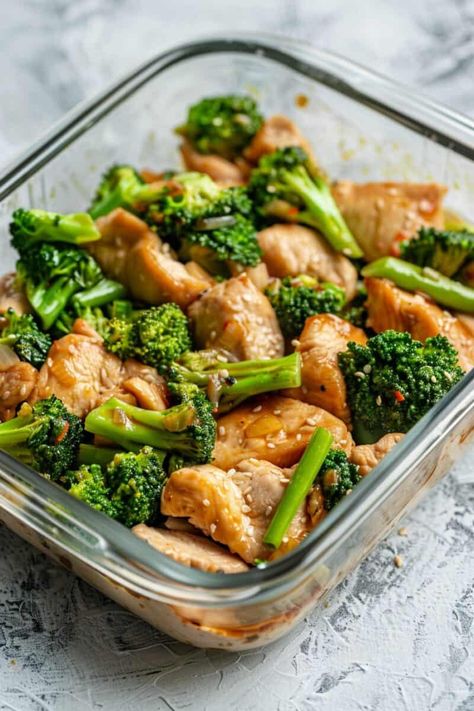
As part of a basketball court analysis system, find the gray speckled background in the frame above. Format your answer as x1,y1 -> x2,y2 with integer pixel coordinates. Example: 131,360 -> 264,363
1,1 -> 473,709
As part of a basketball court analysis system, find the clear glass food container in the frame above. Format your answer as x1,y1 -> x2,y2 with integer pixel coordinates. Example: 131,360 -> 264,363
0,35 -> 473,651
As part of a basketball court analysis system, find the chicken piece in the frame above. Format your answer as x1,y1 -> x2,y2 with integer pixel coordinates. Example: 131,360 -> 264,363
244,115 -> 314,164
286,314 -> 367,422
32,321 -> 168,418
0,273 -> 30,315
257,224 -> 358,299
180,140 -> 248,187
161,459 -> 309,563
188,274 -> 284,360
229,261 -> 271,291
350,433 -> 404,477
133,524 -> 248,573
91,208 -> 209,309
213,395 -> 352,470
0,362 -> 38,421
332,181 -> 447,261
365,277 -> 474,371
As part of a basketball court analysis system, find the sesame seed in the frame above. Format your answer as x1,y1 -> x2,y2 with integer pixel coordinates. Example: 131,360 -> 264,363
265,505 -> 273,516
246,494 -> 253,503
228,468 -> 236,476
291,339 -> 300,348
267,442 -> 276,449
242,504 -> 251,513
218,425 -> 226,436
282,536 -> 289,543
306,418 -> 317,426
296,433 -> 302,441
301,386 -> 308,394
363,364 -> 372,374
431,375 -> 437,383
210,330 -> 217,340
354,371 -> 365,379
273,409 -> 281,415
398,527 -> 408,537
247,525 -> 255,536
203,499 -> 210,507
376,395 -> 382,406
210,523 -> 217,534
393,554 -> 403,568
252,405 -> 262,413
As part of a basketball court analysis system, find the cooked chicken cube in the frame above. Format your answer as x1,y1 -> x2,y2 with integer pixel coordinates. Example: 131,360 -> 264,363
213,395 -> 352,470
244,115 -> 313,164
332,181 -> 446,261
0,362 -> 38,421
188,273 -> 284,360
180,140 -> 248,187
32,320 -> 168,418
161,459 -> 309,563
0,273 -> 30,315
350,433 -> 404,476
133,524 -> 248,573
286,314 -> 367,422
91,208 -> 210,309
365,277 -> 474,371
257,224 -> 358,299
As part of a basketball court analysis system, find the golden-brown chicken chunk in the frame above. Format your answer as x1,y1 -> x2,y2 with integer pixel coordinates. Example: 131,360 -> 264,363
257,224 -> 358,299
332,181 -> 446,261
180,140 -> 248,187
0,273 -> 30,315
91,208 -> 210,309
0,362 -> 38,421
161,459 -> 309,563
350,433 -> 404,477
133,524 -> 248,573
32,321 -> 168,418
188,274 -> 284,360
365,277 -> 474,371
244,115 -> 313,164
286,314 -> 367,422
213,395 -> 352,470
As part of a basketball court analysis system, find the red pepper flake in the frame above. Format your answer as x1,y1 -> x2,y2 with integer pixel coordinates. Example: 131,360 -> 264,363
55,420 -> 70,444
389,242 -> 401,257
393,390 -> 405,403
287,206 -> 300,216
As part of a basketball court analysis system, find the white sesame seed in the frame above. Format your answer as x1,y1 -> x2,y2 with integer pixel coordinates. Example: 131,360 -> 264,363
431,375 -> 437,383
273,409 -> 281,415
246,494 -> 253,503
265,505 -> 273,516
203,499 -> 210,507
363,364 -> 372,374
247,525 -> 255,536
376,395 -> 382,406
296,433 -> 302,441
354,371 -> 365,379
282,536 -> 289,543
228,468 -> 236,476
252,405 -> 262,413
210,523 -> 217,534
218,425 -> 226,436
242,504 -> 251,513
267,442 -> 276,449
291,339 -> 300,348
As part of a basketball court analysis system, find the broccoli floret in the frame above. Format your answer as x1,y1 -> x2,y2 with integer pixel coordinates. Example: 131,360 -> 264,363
248,147 -> 362,258
400,227 -> 474,278
104,303 -> 192,368
88,165 -> 167,219
179,213 -> 261,275
0,309 -> 51,368
166,349 -> 301,412
318,449 -> 361,510
146,172 -> 253,243
338,330 -> 464,444
16,243 -> 124,331
63,464 -> 118,518
10,208 -> 100,251
265,275 -> 346,339
339,286 -> 368,329
176,95 -> 263,160
107,447 -> 168,527
0,396 -> 83,479
85,386 -> 216,464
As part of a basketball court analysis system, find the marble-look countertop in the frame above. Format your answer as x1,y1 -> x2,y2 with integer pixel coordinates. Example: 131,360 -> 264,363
1,1 -> 473,709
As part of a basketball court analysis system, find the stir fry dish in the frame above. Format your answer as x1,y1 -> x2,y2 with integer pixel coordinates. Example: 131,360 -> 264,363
1,94 -> 473,574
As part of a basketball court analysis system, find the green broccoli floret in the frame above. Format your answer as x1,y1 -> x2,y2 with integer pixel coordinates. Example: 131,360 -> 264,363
146,172 -> 253,243
0,309 -> 51,368
10,208 -> 100,251
400,227 -> 474,278
85,386 -> 216,464
104,303 -> 192,368
338,330 -> 464,444
265,275 -> 346,339
63,464 -> 118,518
0,396 -> 83,479
166,349 -> 301,412
179,213 -> 261,275
248,147 -> 362,258
176,95 -> 263,160
16,243 -> 125,331
339,286 -> 368,329
107,447 -> 168,527
318,449 -> 361,510
88,165 -> 167,219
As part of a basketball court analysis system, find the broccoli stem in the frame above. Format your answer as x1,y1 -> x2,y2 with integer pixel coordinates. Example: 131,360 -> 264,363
78,443 -> 123,466
72,279 -> 127,310
0,411 -> 41,447
84,397 -> 198,453
362,257 -> 474,312
284,169 -> 363,258
29,278 -> 80,330
263,427 -> 333,549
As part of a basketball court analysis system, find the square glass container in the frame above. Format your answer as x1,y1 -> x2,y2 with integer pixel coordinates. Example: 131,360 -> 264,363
0,36 -> 473,650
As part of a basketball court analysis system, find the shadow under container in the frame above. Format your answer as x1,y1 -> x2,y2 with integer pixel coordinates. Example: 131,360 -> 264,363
0,36 -> 473,650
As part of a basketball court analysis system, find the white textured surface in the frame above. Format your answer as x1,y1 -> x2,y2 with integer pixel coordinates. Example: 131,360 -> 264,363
0,1 -> 474,709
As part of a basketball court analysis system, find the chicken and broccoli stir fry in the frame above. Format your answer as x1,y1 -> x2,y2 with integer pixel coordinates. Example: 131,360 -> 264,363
0,94 -> 472,574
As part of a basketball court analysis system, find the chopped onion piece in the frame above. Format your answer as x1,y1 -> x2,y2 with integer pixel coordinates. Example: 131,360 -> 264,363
0,344 -> 20,371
